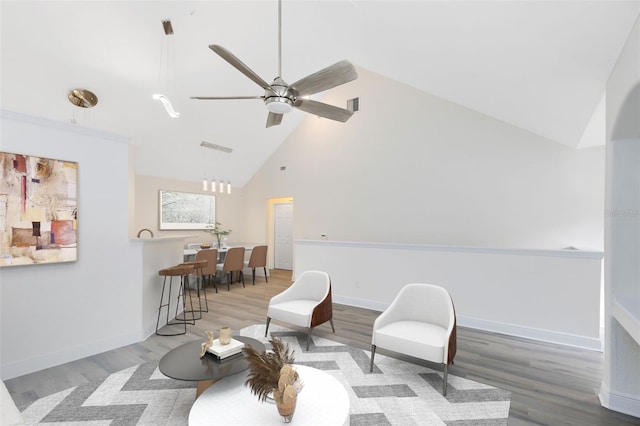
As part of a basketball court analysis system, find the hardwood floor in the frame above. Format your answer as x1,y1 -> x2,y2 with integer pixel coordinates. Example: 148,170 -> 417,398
5,269 -> 639,425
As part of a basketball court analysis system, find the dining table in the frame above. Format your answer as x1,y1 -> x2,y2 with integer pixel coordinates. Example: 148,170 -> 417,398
183,246 -> 254,287
183,246 -> 252,262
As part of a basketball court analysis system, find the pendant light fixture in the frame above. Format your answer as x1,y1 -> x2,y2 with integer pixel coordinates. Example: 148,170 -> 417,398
68,89 -> 98,108
153,19 -> 180,118
199,142 -> 233,194
199,178 -> 231,194
68,88 -> 98,125
153,94 -> 180,118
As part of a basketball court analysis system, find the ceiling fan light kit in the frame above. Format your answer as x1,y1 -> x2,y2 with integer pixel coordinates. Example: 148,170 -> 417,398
192,0 -> 358,128
265,97 -> 293,114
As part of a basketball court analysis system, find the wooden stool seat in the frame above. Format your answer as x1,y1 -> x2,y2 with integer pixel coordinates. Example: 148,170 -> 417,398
181,260 -> 207,269
159,264 -> 195,277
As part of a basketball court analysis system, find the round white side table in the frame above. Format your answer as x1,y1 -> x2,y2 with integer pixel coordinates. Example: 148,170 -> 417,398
189,365 -> 349,425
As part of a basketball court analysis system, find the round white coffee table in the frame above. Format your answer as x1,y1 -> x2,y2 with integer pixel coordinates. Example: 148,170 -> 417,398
188,365 -> 350,425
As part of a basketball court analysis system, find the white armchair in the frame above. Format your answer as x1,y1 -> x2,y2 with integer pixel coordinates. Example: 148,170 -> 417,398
370,283 -> 457,395
265,270 -> 335,350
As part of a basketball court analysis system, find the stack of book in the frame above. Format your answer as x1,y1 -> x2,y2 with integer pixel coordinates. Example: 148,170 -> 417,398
206,338 -> 245,362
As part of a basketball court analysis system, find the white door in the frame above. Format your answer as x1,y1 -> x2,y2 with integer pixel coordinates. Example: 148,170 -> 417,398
274,203 -> 293,270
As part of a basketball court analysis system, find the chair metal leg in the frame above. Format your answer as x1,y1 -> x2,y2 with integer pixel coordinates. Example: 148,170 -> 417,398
177,275 -> 198,322
252,268 -> 256,285
264,267 -> 268,283
265,317 -> 271,337
189,271 -> 207,315
370,345 -> 376,372
306,327 -> 312,350
329,318 -> 335,333
155,276 -> 171,335
443,364 -> 448,396
201,273 -> 209,312
240,271 -> 245,287
207,274 -> 218,293
158,276 -> 191,336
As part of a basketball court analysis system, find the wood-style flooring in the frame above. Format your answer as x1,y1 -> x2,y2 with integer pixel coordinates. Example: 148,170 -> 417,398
5,269 -> 640,425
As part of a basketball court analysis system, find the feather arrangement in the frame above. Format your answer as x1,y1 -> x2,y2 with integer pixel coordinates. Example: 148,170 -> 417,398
244,337 -> 297,402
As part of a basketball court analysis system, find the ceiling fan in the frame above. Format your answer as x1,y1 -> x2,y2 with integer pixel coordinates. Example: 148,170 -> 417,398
191,0 -> 358,128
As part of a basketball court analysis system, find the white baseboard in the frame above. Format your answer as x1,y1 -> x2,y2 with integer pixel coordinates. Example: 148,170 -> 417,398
459,316 -> 602,351
333,294 -> 390,312
333,295 -> 602,351
600,384 -> 640,418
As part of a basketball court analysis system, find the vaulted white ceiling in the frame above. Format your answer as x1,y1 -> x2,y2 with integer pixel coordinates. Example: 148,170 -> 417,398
2,1 -> 638,187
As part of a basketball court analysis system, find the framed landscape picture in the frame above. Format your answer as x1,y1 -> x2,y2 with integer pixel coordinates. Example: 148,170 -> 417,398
0,152 -> 78,267
159,190 -> 215,230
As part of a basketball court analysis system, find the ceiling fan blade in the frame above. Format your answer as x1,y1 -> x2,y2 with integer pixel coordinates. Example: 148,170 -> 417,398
290,60 -> 358,97
209,45 -> 276,94
191,96 -> 264,100
294,99 -> 354,122
266,112 -> 283,128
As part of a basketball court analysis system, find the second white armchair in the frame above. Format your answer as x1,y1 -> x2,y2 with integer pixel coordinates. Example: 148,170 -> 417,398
370,283 -> 457,395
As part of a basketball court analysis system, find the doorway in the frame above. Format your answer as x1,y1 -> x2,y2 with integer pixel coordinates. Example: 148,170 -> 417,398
273,201 -> 293,270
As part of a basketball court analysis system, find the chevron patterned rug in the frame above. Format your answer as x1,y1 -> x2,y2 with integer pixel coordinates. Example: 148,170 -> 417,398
21,324 -> 510,425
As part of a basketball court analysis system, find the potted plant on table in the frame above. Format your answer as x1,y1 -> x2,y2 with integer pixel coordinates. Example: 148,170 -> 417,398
244,337 -> 301,423
204,222 -> 231,248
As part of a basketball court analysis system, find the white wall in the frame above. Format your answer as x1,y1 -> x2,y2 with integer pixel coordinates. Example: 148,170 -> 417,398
601,14 -> 640,418
0,110 -> 141,379
241,67 -> 604,251
134,174 -> 244,244
295,240 -> 603,350
237,68 -> 607,352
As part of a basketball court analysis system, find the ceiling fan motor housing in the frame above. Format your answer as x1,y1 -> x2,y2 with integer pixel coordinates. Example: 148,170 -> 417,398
265,77 -> 295,113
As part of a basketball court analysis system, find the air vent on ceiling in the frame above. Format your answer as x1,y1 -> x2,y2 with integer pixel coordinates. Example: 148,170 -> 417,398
200,141 -> 233,154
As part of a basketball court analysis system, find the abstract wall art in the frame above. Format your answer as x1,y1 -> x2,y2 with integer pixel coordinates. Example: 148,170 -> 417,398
159,190 -> 215,230
0,152 -> 78,267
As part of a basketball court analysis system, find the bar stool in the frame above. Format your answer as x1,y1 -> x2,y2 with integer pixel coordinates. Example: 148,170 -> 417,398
156,263 -> 196,336
180,259 -> 208,317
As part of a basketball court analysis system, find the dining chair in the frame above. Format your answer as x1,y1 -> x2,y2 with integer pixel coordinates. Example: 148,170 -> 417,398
369,283 -> 457,395
265,270 -> 334,350
216,247 -> 245,290
244,245 -> 268,285
196,248 -> 218,297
